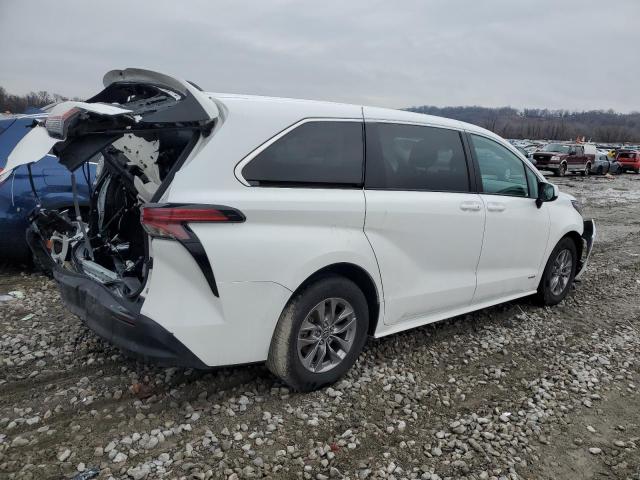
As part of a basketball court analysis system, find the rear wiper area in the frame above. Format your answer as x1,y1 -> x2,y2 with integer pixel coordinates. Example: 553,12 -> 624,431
87,80 -> 213,124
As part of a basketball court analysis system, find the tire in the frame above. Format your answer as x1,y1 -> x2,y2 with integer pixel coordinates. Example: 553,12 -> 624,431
558,163 -> 567,177
266,275 -> 369,391
581,163 -> 590,176
536,237 -> 577,306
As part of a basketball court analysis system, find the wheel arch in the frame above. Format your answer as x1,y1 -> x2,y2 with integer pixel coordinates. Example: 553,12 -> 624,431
289,262 -> 381,336
539,214 -> 584,278
563,230 -> 584,264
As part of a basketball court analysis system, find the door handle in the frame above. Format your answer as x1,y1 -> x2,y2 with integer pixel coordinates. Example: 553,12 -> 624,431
487,202 -> 506,212
460,201 -> 482,212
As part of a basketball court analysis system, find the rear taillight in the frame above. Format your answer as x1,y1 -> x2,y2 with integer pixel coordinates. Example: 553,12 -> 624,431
141,204 -> 245,240
45,107 -> 81,139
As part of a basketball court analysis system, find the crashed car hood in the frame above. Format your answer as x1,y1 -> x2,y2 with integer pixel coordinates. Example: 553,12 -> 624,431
0,68 -> 218,183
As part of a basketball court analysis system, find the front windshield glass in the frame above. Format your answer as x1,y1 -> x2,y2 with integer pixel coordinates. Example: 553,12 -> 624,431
542,143 -> 571,154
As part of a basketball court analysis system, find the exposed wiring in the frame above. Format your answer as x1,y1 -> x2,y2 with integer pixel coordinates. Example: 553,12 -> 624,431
26,164 -> 41,207
10,171 -> 15,207
71,172 -> 94,261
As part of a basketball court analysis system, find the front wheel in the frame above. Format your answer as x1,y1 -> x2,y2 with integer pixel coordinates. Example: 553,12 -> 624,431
558,163 -> 567,177
266,275 -> 369,391
536,237 -> 577,306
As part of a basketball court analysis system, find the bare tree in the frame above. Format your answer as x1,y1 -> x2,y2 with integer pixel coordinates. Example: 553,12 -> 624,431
0,86 -> 73,114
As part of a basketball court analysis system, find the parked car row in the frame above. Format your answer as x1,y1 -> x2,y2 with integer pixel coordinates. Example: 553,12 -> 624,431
510,138 -> 639,177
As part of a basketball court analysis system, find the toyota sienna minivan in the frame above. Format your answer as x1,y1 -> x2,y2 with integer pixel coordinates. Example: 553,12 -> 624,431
2,69 -> 595,391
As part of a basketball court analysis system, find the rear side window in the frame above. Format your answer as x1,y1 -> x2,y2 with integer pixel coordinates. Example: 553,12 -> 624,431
241,121 -> 363,187
570,145 -> 584,156
365,123 -> 470,192
471,134 -> 528,197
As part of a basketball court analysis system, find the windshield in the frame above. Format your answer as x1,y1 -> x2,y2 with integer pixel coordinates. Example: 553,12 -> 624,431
542,143 -> 570,154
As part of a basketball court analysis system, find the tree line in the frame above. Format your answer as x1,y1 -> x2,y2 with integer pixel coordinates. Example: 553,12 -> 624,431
406,105 -> 640,143
0,87 -> 76,114
2,86 -> 639,143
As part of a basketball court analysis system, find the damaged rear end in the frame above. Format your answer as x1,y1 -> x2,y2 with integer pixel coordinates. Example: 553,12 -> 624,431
5,69 -> 221,366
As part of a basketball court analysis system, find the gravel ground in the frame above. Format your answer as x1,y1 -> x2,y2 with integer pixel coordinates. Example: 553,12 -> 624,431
1,173 -> 639,480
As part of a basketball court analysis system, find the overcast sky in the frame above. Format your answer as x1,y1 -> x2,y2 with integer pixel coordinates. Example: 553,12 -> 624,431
1,0 -> 638,112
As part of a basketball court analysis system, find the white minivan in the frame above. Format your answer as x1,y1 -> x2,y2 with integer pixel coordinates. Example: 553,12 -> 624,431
3,69 -> 595,391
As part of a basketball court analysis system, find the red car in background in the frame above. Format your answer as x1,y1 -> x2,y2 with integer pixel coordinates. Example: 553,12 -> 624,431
617,150 -> 640,173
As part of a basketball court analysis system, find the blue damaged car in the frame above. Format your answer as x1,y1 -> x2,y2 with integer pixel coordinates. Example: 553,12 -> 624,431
0,112 -> 93,261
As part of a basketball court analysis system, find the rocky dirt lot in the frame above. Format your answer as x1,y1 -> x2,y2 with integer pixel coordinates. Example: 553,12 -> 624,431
1,174 -> 639,480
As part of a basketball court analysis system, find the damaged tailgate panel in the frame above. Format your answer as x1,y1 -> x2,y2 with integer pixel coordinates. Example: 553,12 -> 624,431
0,68 -> 218,182
18,68 -> 220,301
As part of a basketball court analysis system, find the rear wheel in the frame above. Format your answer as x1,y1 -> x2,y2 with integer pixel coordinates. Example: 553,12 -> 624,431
581,163 -> 590,176
536,237 -> 577,306
266,275 -> 369,391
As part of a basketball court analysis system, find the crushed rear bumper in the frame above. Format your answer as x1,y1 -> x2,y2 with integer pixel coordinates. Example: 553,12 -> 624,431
575,219 -> 595,281
54,268 -> 208,368
27,225 -> 207,368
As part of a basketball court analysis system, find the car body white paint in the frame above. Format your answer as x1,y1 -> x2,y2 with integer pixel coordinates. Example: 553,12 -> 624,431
134,89 -> 587,366
4,72 -> 589,368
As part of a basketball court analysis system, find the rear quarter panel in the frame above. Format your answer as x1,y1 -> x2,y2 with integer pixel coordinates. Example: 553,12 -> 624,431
141,239 -> 294,365
145,99 -> 384,364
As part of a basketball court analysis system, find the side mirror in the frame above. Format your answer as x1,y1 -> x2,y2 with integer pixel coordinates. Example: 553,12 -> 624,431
536,182 -> 557,208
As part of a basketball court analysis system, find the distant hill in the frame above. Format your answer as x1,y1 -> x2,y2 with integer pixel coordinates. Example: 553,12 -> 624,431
3,85 -> 639,143
406,106 -> 640,143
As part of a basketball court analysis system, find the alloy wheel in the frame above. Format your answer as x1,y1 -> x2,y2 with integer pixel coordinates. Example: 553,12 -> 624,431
297,298 -> 357,373
550,249 -> 572,296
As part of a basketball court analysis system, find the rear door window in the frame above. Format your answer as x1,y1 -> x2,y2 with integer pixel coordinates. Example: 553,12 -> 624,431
365,123 -> 470,192
241,121 -> 363,187
470,134 -> 528,197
